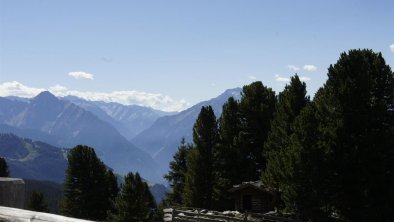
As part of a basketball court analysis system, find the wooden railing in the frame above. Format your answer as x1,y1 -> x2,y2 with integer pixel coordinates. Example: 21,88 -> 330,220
163,208 -> 299,222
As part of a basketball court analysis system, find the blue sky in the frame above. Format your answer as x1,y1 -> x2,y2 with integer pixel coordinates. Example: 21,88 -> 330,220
1,0 -> 393,111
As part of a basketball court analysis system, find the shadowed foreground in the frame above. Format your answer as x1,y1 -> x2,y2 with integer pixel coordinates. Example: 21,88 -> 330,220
0,206 -> 94,222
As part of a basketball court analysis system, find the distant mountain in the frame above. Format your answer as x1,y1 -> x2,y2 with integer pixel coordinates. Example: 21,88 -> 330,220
0,133 -> 67,183
62,96 -> 176,140
150,183 -> 168,204
0,92 -> 162,183
132,88 -> 242,174
0,97 -> 28,123
0,124 -> 64,148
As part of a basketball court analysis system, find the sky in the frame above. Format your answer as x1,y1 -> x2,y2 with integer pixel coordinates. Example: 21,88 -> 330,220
0,0 -> 393,111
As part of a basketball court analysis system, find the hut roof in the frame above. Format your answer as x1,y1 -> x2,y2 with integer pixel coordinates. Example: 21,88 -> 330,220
228,180 -> 273,193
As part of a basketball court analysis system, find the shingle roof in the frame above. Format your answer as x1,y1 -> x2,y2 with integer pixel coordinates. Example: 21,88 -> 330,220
228,180 -> 273,193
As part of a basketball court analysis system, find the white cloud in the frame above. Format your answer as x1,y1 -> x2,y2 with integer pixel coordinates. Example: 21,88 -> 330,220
274,75 -> 311,83
300,76 -> 311,82
303,65 -> 317,72
49,84 -> 68,92
0,81 -> 189,112
0,81 -> 45,97
68,71 -> 94,80
274,75 -> 290,82
248,75 -> 256,80
287,65 -> 300,72
390,44 -> 394,53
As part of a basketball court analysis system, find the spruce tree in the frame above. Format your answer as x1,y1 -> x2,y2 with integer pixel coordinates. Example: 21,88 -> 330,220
183,147 -> 199,207
283,104 -> 330,220
164,138 -> 191,206
214,97 -> 242,210
263,75 -> 309,201
237,81 -> 276,181
60,145 -> 115,221
27,191 -> 49,213
183,106 -> 218,209
0,157 -> 9,177
285,49 -> 394,221
106,170 -> 119,214
312,49 -> 394,221
108,172 -> 156,222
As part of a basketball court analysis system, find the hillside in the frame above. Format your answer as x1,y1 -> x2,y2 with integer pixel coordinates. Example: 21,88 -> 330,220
0,133 -> 67,183
132,88 -> 242,174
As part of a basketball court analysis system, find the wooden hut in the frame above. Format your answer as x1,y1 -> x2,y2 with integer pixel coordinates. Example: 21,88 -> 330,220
0,177 -> 25,208
228,181 -> 275,213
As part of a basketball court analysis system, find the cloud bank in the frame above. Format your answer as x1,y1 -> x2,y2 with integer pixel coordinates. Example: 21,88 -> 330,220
275,75 -> 290,82
275,75 -> 311,83
287,65 -> 300,72
0,81 -> 189,112
299,76 -> 311,81
390,44 -> 394,53
68,71 -> 94,80
303,65 -> 317,72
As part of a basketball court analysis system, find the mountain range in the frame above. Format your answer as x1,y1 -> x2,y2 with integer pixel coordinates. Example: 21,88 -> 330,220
0,92 -> 162,182
62,96 -> 175,140
132,88 -> 242,173
0,87 -> 242,182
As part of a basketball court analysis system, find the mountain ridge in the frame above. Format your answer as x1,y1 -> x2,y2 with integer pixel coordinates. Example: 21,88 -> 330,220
0,91 -> 162,182
62,95 -> 176,140
132,87 -> 242,174
1,88 -> 242,181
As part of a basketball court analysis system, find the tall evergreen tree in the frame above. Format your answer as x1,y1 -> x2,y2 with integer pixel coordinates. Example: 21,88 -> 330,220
263,75 -> 309,198
106,170 -> 120,214
60,145 -> 115,221
164,138 -> 191,206
183,106 -> 218,209
284,104 -> 331,220
108,172 -> 156,222
285,49 -> 394,221
313,49 -> 394,221
214,97 -> 242,210
237,81 -> 276,180
0,157 -> 9,177
27,191 -> 49,213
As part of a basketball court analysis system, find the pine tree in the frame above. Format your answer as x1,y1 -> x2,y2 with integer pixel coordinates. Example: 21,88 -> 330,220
183,106 -> 218,209
283,104 -> 330,220
27,191 -> 49,213
263,75 -> 309,205
60,145 -> 115,221
108,172 -> 156,222
144,182 -> 158,220
312,49 -> 394,221
164,138 -> 191,206
0,157 -> 9,177
214,97 -> 242,210
183,147 -> 198,207
106,170 -> 119,214
285,49 -> 394,221
237,81 -> 276,181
